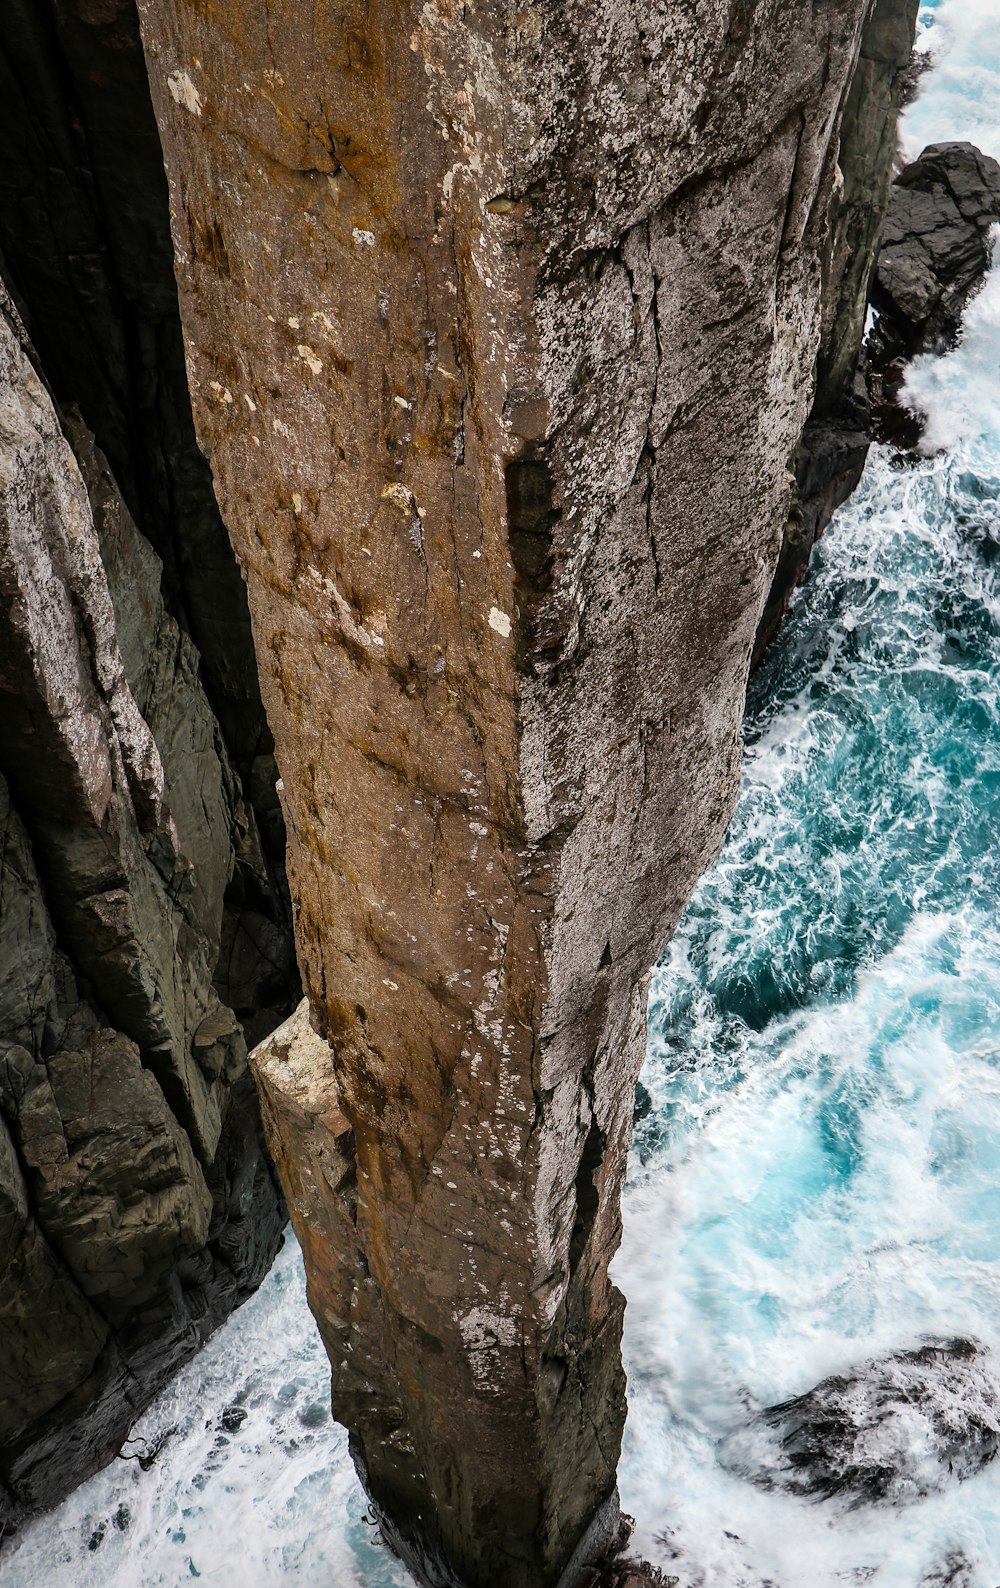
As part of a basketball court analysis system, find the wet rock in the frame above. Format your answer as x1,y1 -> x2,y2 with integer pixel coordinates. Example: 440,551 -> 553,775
869,142 -> 1000,443
876,143 -> 1000,349
919,1556 -> 977,1588
727,1339 -> 1000,1506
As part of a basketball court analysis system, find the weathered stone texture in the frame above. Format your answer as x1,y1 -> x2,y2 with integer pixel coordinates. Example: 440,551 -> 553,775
754,0 -> 920,661
868,140 -> 1000,442
0,289 -> 287,1530
136,2 -> 882,1584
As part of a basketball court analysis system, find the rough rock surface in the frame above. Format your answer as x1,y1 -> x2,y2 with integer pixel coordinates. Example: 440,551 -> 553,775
135,2 -> 893,1583
0,286 -> 288,1532
869,140 -> 1000,441
0,0 -> 264,769
754,0 -> 920,662
724,1339 -> 1000,1506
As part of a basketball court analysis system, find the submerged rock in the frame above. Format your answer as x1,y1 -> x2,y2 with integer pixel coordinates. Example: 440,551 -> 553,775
919,1556 -> 977,1588
726,1339 -> 1000,1506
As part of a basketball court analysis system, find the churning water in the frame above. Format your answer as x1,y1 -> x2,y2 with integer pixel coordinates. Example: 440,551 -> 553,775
615,6 -> 1000,1582
6,2 -> 1000,1584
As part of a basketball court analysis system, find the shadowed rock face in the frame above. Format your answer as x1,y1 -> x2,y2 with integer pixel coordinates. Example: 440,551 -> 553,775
132,2 -> 889,1583
875,142 -> 1000,351
869,140 -> 1000,445
0,1 -> 304,1528
754,0 -> 921,663
0,285 -> 290,1530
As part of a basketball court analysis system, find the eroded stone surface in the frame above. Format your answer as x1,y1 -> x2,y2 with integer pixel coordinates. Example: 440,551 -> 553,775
137,2 -> 887,1583
868,140 -> 1000,444
0,289 -> 288,1531
754,0 -> 921,662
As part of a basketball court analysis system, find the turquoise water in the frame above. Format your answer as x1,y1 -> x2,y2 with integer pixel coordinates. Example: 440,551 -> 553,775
614,7 -> 1000,1581
6,2 -> 1000,1584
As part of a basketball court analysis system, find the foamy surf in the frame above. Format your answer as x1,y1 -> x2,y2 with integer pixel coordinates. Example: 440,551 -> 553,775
7,3 -> 1000,1586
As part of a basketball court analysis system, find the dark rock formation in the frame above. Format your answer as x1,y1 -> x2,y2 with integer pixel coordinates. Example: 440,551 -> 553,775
130,0 -> 908,1583
869,141 -> 1000,443
754,0 -> 920,662
0,282 -> 290,1529
725,1339 -> 1000,1507
920,1556 -> 977,1588
0,0 -> 263,770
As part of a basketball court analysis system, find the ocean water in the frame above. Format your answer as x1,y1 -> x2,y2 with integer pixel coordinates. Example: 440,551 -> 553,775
614,8 -> 1000,1583
5,4 -> 1000,1586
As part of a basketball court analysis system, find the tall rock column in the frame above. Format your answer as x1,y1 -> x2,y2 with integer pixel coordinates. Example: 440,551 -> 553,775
136,3 -> 872,1584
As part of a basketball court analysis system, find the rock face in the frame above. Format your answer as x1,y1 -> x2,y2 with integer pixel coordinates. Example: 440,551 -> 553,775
0,285 -> 290,1527
876,142 -> 1000,349
724,1339 -> 1000,1507
754,0 -> 920,662
869,140 -> 1000,440
132,2 -> 903,1583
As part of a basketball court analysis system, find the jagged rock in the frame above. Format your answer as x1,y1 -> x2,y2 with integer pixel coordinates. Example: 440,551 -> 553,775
135,1 -> 899,1583
919,1556 -> 976,1588
875,142 -> 1000,347
725,1339 -> 1000,1506
0,287 -> 288,1531
869,141 -> 1000,443
0,0 -> 267,774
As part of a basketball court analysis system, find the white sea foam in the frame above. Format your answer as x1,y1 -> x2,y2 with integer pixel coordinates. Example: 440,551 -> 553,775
2,1240 -> 412,1588
904,0 -> 1000,165
10,5 -> 1000,1588
904,247 -> 1000,462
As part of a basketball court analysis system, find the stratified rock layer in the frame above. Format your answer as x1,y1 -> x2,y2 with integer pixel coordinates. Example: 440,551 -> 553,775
137,3 -> 884,1584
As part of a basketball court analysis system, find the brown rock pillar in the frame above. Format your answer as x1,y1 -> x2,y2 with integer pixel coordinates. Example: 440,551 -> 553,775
135,3 -> 873,1583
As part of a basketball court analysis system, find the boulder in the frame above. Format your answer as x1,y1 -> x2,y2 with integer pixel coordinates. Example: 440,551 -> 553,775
726,1339 -> 1000,1506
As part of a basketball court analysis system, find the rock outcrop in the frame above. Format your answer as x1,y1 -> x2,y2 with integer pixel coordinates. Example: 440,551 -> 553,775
132,2 -> 907,1583
869,140 -> 1000,442
0,275 -> 290,1527
724,1339 -> 1000,1506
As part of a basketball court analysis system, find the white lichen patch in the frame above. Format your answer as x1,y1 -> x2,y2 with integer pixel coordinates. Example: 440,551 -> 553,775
488,607 -> 511,637
352,228 -> 376,247
296,344 -> 323,375
167,70 -> 203,117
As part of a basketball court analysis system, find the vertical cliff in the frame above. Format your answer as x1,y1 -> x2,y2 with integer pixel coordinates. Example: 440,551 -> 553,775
132,2 -> 889,1584
0,284 -> 291,1529
755,0 -> 921,659
0,2 -> 299,1531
